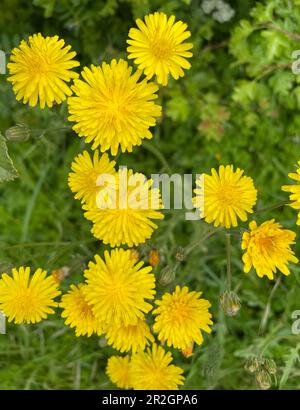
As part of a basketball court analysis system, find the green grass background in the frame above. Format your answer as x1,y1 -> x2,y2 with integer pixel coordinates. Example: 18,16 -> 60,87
1,0 -> 300,389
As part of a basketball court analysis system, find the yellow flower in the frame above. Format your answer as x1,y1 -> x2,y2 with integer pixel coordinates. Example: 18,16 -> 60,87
7,33 -> 79,109
60,284 -> 104,337
282,160 -> 300,225
193,165 -> 257,228
68,150 -> 116,206
106,355 -> 132,389
153,286 -> 213,351
68,59 -> 161,155
242,220 -> 299,280
84,168 -> 164,247
83,249 -> 156,325
105,318 -> 154,353
130,344 -> 185,390
0,266 -> 60,324
127,12 -> 193,86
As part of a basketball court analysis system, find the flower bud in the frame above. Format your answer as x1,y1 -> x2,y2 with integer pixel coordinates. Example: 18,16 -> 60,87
51,266 -> 70,284
175,247 -> 185,262
244,357 -> 260,373
98,335 -> 107,348
220,290 -> 241,316
159,266 -> 175,286
182,343 -> 194,358
149,249 -> 160,267
256,370 -> 272,390
262,358 -> 277,375
130,248 -> 140,262
5,124 -> 30,142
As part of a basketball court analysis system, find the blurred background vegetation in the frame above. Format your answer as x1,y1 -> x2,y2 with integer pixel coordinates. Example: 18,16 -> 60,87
1,0 -> 300,390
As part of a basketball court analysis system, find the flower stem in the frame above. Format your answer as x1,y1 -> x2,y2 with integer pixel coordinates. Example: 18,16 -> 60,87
255,200 -> 287,215
226,233 -> 232,290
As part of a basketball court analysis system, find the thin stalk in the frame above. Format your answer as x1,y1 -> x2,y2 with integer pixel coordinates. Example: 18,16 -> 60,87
226,233 -> 232,290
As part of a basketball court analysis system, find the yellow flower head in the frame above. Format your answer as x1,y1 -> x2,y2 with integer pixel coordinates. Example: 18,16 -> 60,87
68,150 -> 116,206
7,33 -> 79,109
0,266 -> 61,324
83,249 -> 156,326
127,12 -> 193,86
68,59 -> 161,155
60,284 -> 104,337
83,168 -> 164,247
153,286 -> 213,351
242,219 -> 299,280
105,318 -> 154,353
130,344 -> 185,390
106,355 -> 132,389
282,160 -> 300,225
193,165 -> 257,228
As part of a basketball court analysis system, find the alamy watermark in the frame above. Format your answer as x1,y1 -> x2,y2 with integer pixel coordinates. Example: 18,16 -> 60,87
0,311 -> 6,334
0,50 -> 6,74
95,167 -> 204,221
291,310 -> 300,335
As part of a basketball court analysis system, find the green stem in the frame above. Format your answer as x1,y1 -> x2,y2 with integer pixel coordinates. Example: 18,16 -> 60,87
255,200 -> 287,215
259,277 -> 281,336
226,233 -> 232,290
184,227 -> 222,257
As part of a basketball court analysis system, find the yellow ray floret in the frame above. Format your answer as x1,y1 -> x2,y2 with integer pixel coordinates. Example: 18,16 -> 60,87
130,344 -> 185,390
153,286 -> 213,351
7,33 -> 79,109
127,12 -> 193,86
83,168 -> 164,247
241,219 -> 299,280
105,318 -> 154,353
106,356 -> 132,389
67,59 -> 162,155
60,284 -> 104,337
282,160 -> 300,225
68,150 -> 116,206
83,249 -> 156,326
0,266 -> 61,324
193,165 -> 257,228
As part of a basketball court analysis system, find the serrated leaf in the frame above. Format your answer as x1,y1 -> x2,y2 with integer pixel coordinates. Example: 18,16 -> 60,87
0,133 -> 18,182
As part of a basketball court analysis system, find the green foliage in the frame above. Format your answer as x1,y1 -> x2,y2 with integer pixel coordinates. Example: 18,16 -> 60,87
1,0 -> 300,390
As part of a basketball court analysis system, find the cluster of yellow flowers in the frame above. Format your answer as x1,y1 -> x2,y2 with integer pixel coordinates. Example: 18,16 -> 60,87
1,10 -> 300,390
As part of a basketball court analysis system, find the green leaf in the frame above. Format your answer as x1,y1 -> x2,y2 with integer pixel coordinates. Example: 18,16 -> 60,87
0,133 -> 18,182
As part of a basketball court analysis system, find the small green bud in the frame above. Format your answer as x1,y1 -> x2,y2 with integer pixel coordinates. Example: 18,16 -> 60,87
244,357 -> 260,373
220,290 -> 241,316
5,124 -> 30,142
159,266 -> 175,286
98,335 -> 107,348
256,370 -> 272,390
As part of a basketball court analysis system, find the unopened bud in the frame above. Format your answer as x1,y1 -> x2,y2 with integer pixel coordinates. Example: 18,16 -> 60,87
99,335 -> 107,348
262,358 -> 277,375
175,247 -> 185,262
244,357 -> 260,373
182,343 -> 194,358
220,290 -> 241,316
51,266 -> 70,284
130,248 -> 140,262
256,370 -> 272,390
159,266 -> 175,286
5,124 -> 30,142
149,249 -> 160,267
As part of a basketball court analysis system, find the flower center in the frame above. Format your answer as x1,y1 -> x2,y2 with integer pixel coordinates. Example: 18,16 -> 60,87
151,39 -> 173,59
217,185 -> 238,206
